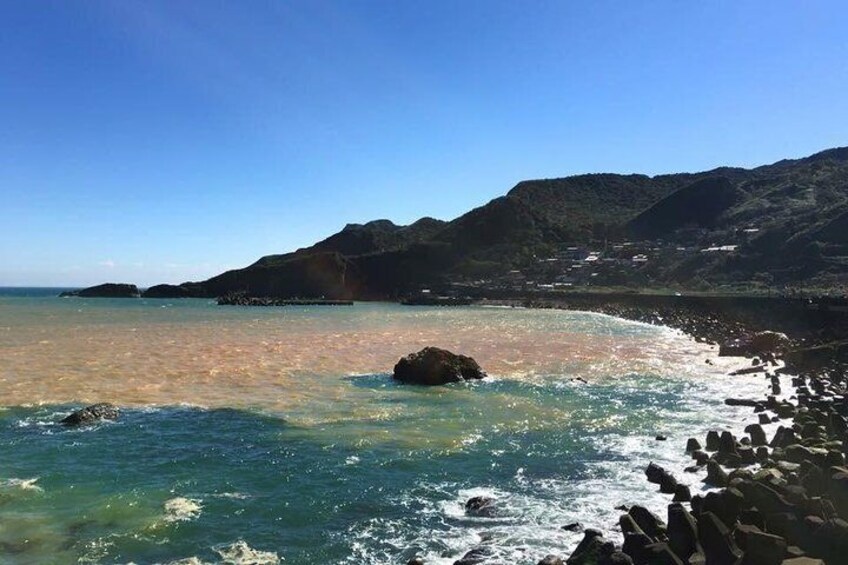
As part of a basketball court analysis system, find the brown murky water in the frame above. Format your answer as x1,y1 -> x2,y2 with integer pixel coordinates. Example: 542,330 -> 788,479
0,298 -> 721,419
0,295 -> 763,565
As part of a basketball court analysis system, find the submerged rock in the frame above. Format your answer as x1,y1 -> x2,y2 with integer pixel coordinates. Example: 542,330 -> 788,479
453,547 -> 493,565
60,403 -> 119,426
465,496 -> 496,517
392,347 -> 485,385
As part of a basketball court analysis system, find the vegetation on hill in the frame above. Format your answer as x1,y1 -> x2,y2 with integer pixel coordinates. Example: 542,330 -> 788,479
168,146 -> 848,299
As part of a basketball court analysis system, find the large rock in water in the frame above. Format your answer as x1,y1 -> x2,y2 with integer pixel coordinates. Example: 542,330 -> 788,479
392,347 -> 485,385
60,283 -> 140,298
60,403 -> 119,426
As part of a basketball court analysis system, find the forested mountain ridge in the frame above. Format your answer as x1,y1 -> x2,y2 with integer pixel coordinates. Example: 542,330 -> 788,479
170,146 -> 848,299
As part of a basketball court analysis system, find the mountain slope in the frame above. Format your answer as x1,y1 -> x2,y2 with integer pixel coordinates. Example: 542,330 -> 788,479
173,146 -> 848,298
628,177 -> 742,238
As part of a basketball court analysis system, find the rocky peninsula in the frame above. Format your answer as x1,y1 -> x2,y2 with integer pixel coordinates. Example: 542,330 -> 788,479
59,283 -> 140,298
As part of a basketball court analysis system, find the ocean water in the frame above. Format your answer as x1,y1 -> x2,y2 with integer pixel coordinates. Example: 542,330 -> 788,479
0,290 -> 773,564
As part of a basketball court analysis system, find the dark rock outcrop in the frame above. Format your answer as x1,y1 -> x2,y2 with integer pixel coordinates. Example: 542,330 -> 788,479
720,331 -> 791,357
646,462 -> 679,494
698,511 -> 743,565
392,347 -> 485,385
142,284 -> 193,298
453,547 -> 492,565
566,529 -> 608,565
60,403 -> 119,426
465,496 -> 496,517
60,283 -> 140,298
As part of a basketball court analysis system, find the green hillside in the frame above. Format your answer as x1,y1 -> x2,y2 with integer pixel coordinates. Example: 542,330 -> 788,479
171,146 -> 848,299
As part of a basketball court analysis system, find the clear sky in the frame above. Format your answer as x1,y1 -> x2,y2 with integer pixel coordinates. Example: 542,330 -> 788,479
2,1 -> 846,286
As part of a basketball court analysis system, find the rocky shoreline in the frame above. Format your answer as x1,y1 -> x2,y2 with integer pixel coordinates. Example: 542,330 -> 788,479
47,288 -> 848,563
216,292 -> 353,306
431,299 -> 848,565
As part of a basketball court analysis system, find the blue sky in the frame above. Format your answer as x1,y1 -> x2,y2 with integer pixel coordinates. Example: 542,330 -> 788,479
2,1 -> 846,286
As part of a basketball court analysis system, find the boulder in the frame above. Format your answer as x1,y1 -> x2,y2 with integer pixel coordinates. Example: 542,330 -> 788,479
734,524 -> 787,565
738,445 -> 756,465
719,431 -> 738,456
673,484 -> 691,502
629,505 -> 666,540
643,543 -> 683,564
693,450 -> 710,465
646,462 -> 668,484
538,556 -> 564,565
60,403 -> 119,426
706,431 -> 721,451
744,482 -> 795,515
622,532 -> 654,564
646,462 -> 678,494
465,496 -> 496,517
701,489 -> 743,527
599,552 -> 634,565
719,331 -> 790,357
620,513 -> 646,536
567,529 -> 606,565
393,347 -> 486,385
667,503 -> 701,562
454,547 -> 492,565
697,511 -> 743,565
705,461 -> 729,487
745,424 -> 768,446
751,331 -> 791,354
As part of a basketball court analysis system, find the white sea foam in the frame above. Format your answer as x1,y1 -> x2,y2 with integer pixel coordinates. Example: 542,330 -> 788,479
214,540 -> 281,564
15,410 -> 68,428
213,492 -> 251,500
341,335 -> 780,564
0,477 -> 43,492
163,497 -> 203,523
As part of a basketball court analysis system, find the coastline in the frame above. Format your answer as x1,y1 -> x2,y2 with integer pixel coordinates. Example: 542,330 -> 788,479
454,293 -> 848,565
2,291 -> 846,563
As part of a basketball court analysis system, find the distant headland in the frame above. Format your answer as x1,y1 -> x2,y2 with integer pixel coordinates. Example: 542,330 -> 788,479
66,146 -> 848,302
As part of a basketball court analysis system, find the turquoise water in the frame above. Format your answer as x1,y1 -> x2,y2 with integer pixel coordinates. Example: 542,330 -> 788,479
0,291 -> 767,564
